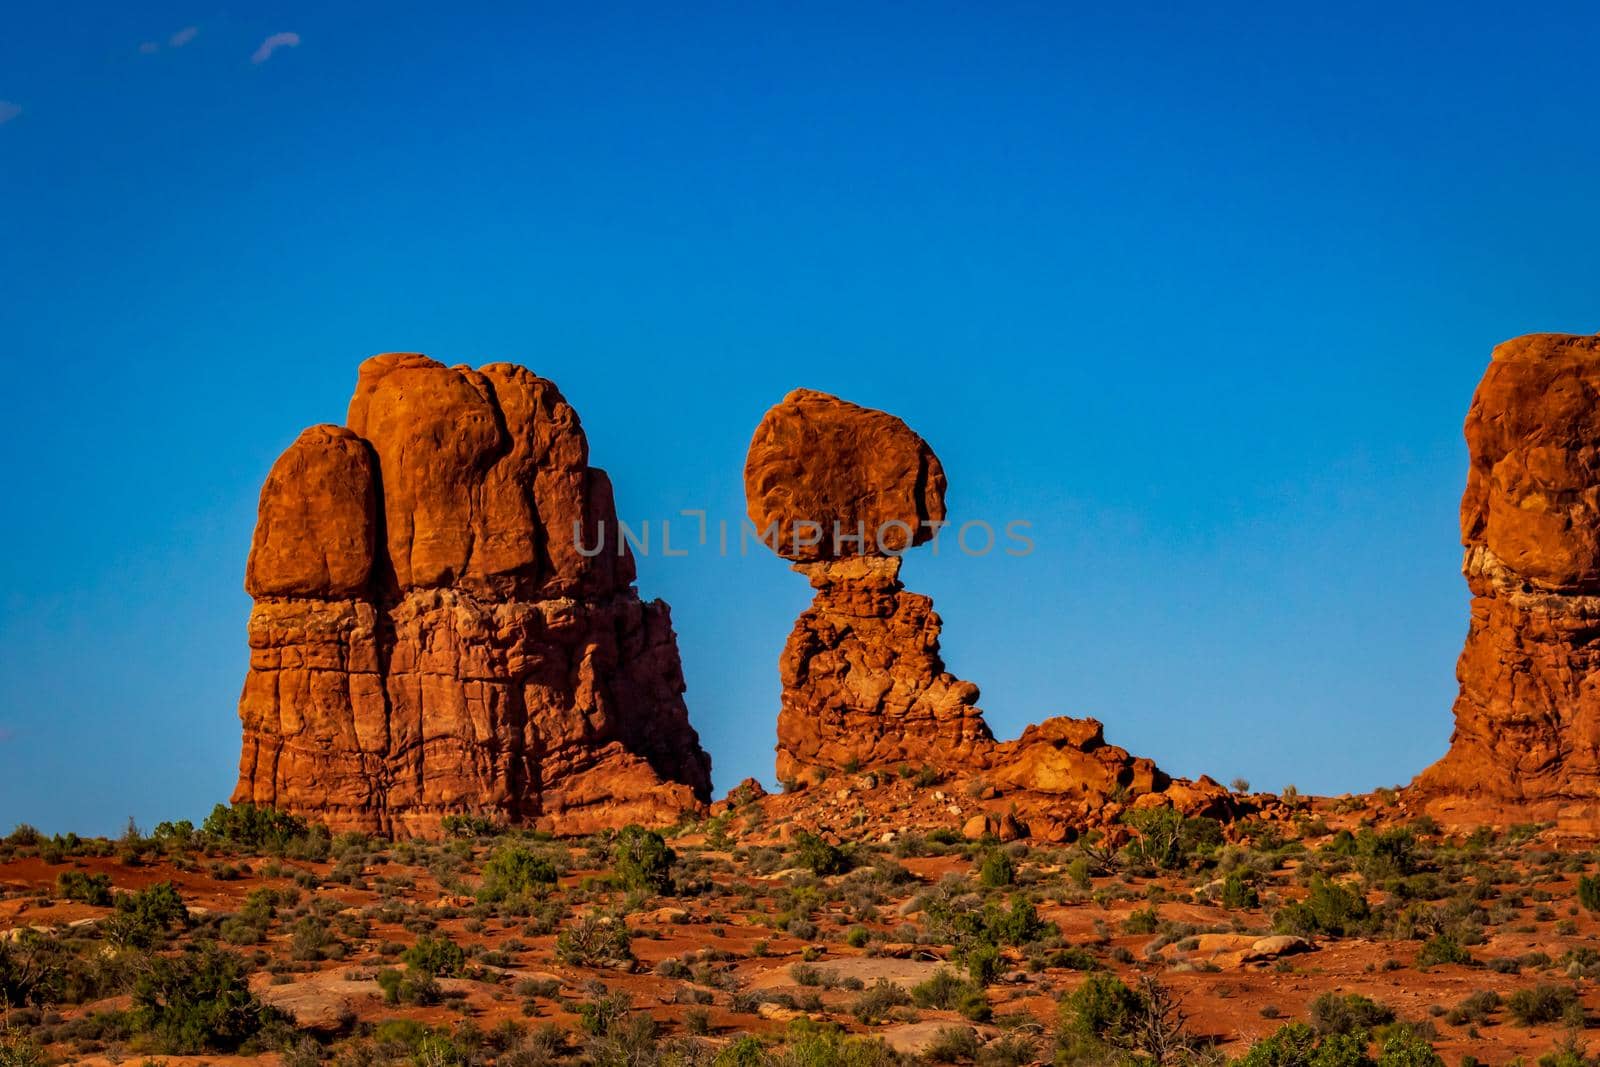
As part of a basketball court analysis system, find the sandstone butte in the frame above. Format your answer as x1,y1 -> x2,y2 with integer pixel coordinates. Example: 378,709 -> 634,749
1415,333 -> 1600,830
744,388 -> 1232,837
234,353 -> 712,837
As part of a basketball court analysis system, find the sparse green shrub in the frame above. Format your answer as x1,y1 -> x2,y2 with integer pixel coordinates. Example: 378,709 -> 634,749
0,932 -> 66,1007
126,944 -> 279,1053
1274,877 -> 1370,937
1538,1034 -> 1594,1067
1377,1027 -> 1445,1067
441,813 -> 502,837
964,943 -> 1001,986
1122,906 -> 1159,934
1056,973 -> 1149,1060
375,966 -> 439,1006
1444,990 -> 1499,1026
578,990 -> 633,1035
978,850 -> 1014,888
922,888 -> 1052,985
402,933 -> 466,977
851,979 -> 911,1024
1416,933 -> 1471,968
1235,1023 -> 1370,1067
1507,982 -> 1579,1026
612,825 -> 675,893
0,1029 -> 45,1067
1222,871 -> 1260,910
765,1022 -> 902,1067
711,1036 -> 763,1067
1120,807 -> 1223,870
793,831 -> 851,877
201,803 -> 328,859
1578,875 -> 1600,914
106,880 -> 187,948
980,1032 -> 1035,1067
926,1025 -> 980,1063
478,845 -> 559,903
1356,828 -> 1419,881
55,870 -> 112,905
1309,992 -> 1394,1036
556,912 -> 634,966
150,820 -> 200,851
911,969 -> 989,1021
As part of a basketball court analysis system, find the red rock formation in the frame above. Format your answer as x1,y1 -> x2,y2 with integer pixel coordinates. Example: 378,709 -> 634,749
745,389 -> 946,560
775,556 -> 993,782
746,388 -> 1229,827
1416,333 -> 1600,827
235,353 -> 711,837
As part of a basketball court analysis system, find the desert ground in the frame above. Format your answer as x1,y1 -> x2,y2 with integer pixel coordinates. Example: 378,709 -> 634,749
5,777 -> 1600,1066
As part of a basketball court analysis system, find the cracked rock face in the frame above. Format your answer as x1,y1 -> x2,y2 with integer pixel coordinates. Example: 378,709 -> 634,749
773,555 -> 994,782
234,353 -> 711,836
1416,333 -> 1600,825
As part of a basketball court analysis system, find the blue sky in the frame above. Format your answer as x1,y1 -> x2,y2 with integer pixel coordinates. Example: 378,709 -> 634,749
3,2 -> 1598,835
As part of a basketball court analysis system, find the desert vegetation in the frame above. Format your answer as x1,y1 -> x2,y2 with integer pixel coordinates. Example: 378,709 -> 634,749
4,790 -> 1600,1065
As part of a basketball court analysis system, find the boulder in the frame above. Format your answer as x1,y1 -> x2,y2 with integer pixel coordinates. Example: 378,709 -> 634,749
744,388 -> 946,561
252,974 -> 366,1034
880,1023 -> 975,1056
747,957 -> 946,991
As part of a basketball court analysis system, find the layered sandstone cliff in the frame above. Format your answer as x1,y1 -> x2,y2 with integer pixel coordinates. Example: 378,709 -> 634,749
1416,333 -> 1600,826
746,389 -> 1228,824
234,353 -> 711,836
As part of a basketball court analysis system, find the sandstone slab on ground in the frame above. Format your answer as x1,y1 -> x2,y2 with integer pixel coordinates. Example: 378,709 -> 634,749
747,956 -> 947,991
880,1022 -> 975,1056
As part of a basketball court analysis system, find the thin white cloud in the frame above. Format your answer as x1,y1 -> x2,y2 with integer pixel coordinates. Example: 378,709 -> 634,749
169,26 -> 199,48
0,101 -> 20,126
140,41 -> 160,54
251,31 -> 300,64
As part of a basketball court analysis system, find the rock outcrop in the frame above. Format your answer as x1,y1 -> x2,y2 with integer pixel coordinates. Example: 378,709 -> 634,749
1416,333 -> 1600,827
235,353 -> 711,837
775,554 -> 994,782
746,388 -> 1229,827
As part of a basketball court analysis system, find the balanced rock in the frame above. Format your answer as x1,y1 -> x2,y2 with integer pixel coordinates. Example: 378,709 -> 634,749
745,388 -> 1228,825
1416,333 -> 1600,826
744,389 -> 946,560
234,353 -> 712,836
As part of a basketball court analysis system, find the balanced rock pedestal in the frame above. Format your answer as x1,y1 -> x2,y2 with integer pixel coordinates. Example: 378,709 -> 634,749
775,555 -> 993,783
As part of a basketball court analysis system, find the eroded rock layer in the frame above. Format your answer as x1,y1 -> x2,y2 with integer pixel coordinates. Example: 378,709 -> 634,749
1416,333 -> 1600,826
235,353 -> 711,836
747,388 -> 1229,826
775,556 -> 992,782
